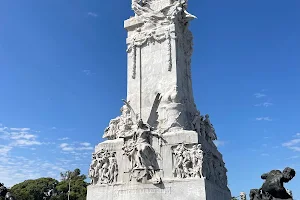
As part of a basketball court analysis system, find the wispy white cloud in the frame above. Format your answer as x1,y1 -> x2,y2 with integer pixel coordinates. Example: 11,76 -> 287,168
0,126 -> 42,147
10,132 -> 37,140
282,137 -> 300,152
80,142 -> 91,147
87,12 -> 98,17
254,93 -> 266,98
0,124 -> 91,187
0,156 -> 68,187
83,69 -> 94,76
12,140 -> 42,146
10,128 -> 30,132
0,145 -> 12,156
58,137 -> 70,141
256,117 -> 272,121
254,102 -> 273,107
288,146 -> 300,152
59,142 -> 93,152
78,146 -> 93,151
286,156 -> 299,160
52,127 -> 57,130
282,139 -> 300,147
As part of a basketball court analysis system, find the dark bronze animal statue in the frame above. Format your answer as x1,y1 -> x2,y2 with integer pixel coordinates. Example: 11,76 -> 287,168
250,167 -> 296,200
0,183 -> 16,200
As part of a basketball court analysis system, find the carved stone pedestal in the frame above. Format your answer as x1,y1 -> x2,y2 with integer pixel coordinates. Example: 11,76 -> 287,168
88,130 -> 231,200
87,178 -> 231,200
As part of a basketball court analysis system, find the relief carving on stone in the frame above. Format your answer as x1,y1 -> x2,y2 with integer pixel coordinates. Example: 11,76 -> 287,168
172,144 -> 204,178
121,119 -> 162,184
89,149 -> 118,185
172,143 -> 228,188
119,94 -> 164,184
202,150 -> 228,188
103,104 -> 134,140
127,29 -> 176,78
131,0 -> 196,25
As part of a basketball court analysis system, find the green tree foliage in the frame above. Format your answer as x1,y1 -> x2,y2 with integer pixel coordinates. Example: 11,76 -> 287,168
10,178 -> 58,200
8,168 -> 88,200
52,168 -> 88,200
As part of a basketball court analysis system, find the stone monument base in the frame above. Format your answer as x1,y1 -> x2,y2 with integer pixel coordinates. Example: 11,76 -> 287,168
87,179 -> 231,200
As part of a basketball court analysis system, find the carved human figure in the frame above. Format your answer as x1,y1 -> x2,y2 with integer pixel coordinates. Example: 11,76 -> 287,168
191,111 -> 201,135
108,152 -> 118,184
119,105 -> 134,132
121,119 -> 162,184
250,167 -> 296,200
173,144 -> 186,178
165,0 -> 196,22
173,144 -> 206,179
190,144 -> 203,177
103,118 -> 121,139
204,114 -> 217,141
89,149 -> 119,185
88,153 -> 98,184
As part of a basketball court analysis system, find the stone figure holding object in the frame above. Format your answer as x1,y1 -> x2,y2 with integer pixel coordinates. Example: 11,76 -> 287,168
121,119 -> 162,184
250,167 -> 296,200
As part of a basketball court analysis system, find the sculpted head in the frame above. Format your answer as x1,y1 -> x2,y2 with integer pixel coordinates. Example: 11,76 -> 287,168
283,167 -> 296,181
205,114 -> 209,118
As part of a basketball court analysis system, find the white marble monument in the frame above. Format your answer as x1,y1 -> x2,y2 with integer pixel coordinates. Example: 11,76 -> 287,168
87,0 -> 231,199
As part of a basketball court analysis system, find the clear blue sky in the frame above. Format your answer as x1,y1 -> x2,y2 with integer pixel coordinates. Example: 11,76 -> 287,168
0,0 -> 299,198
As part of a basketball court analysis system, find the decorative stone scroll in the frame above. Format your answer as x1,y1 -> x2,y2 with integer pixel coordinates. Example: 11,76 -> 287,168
89,149 -> 118,185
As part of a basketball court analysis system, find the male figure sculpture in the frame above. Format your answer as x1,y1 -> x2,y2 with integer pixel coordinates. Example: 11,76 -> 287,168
250,167 -> 296,200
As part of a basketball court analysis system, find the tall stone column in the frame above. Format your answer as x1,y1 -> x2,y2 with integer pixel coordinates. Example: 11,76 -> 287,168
87,1 -> 232,199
